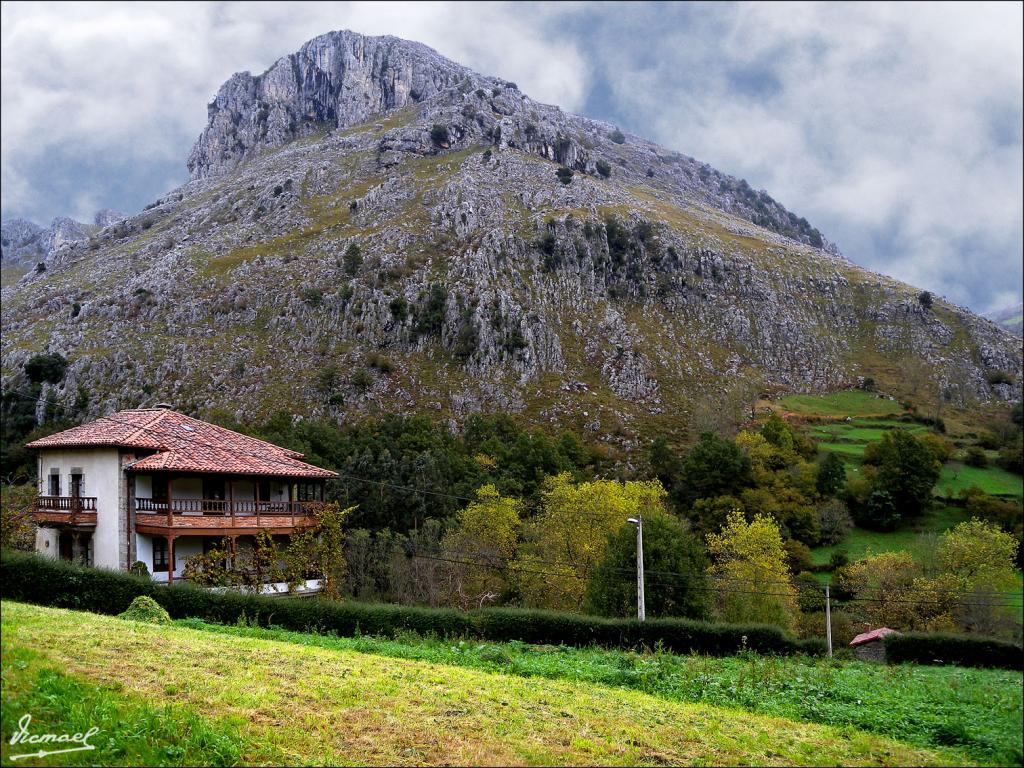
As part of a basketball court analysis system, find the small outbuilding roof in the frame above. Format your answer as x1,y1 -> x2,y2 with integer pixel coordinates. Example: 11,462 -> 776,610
850,627 -> 899,647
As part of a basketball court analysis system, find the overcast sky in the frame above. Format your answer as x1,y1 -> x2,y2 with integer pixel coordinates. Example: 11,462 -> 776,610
2,1 -> 1021,314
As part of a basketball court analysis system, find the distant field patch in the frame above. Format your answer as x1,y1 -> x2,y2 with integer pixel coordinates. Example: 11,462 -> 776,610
779,390 -> 905,417
811,505 -> 973,567
937,462 -> 1024,498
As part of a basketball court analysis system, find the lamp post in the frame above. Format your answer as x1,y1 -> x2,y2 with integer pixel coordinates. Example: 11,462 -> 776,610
627,515 -> 645,622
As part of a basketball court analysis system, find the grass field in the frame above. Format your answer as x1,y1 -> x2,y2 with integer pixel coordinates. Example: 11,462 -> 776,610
809,415 -> 1022,500
809,505 -> 974,567
2,601 -> 1006,767
778,391 -> 905,418
936,462 -> 1024,498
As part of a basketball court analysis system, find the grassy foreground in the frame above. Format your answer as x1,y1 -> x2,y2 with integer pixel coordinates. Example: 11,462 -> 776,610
1,602 -> 964,767
177,618 -> 1023,765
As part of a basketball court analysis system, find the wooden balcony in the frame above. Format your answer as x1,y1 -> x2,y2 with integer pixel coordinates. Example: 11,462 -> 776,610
134,498 -> 321,536
32,496 -> 98,528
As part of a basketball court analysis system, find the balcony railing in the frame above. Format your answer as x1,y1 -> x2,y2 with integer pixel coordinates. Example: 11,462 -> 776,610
32,496 -> 98,527
134,498 -> 321,532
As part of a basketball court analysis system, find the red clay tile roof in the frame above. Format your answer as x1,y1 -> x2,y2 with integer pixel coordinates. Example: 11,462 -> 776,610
850,627 -> 899,646
25,409 -> 336,479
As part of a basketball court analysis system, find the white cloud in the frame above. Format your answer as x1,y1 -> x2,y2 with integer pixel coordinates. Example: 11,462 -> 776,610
585,1 -> 1023,311
1,1 -> 587,217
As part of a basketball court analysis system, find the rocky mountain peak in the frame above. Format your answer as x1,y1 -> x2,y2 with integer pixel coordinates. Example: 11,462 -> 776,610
187,30 -> 476,180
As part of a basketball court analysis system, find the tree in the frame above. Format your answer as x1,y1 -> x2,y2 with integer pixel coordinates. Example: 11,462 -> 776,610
837,550 -> 929,629
514,474 -> 667,611
863,430 -> 941,519
689,494 -> 743,536
555,167 -> 574,185
315,502 -> 351,599
918,290 -> 933,309
936,518 -> 1018,592
964,446 -> 988,468
706,510 -> 799,632
816,498 -> 853,545
816,453 -> 846,497
0,483 -> 36,551
595,159 -> 612,179
342,242 -> 363,276
610,128 -> 626,144
430,124 -> 450,146
677,432 -> 752,507
856,487 -> 901,531
584,511 -> 710,620
24,353 -> 68,384
936,519 -> 1020,637
442,485 -> 521,608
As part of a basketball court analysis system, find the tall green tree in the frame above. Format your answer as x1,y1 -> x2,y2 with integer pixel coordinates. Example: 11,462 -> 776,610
442,485 -> 521,608
584,511 -> 710,620
514,474 -> 668,611
706,509 -> 799,632
862,430 -> 941,520
678,432 -> 752,506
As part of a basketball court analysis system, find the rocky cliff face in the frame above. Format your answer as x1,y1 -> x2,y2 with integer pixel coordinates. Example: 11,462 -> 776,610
187,31 -> 473,180
1,210 -> 125,275
2,31 -> 1020,440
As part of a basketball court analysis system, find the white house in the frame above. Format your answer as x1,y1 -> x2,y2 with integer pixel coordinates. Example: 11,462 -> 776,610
27,406 -> 337,582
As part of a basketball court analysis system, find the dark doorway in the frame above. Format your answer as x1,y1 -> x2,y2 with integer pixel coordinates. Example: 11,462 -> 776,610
58,532 -> 73,561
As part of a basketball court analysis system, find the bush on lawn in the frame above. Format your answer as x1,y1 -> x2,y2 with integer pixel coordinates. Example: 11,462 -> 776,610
885,631 -> 1022,670
119,595 -> 171,625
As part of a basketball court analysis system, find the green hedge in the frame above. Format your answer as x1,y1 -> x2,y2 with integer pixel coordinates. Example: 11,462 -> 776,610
2,551 -> 810,657
885,632 -> 1022,670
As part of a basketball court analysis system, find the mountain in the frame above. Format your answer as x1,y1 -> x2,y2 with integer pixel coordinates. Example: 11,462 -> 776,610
1,210 -> 125,285
988,303 -> 1023,337
1,31 -> 1020,441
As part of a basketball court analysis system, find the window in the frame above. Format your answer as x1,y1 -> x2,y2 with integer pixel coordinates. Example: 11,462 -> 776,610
202,477 -> 225,500
152,475 -> 168,502
296,483 -> 323,501
70,472 -> 84,498
153,538 -> 169,572
48,471 -> 61,497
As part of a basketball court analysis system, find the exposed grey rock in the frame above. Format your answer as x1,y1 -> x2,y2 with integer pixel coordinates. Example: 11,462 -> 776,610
94,209 -> 126,228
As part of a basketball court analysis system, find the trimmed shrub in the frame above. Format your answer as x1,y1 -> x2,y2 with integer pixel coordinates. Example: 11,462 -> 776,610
885,632 -> 1022,670
119,595 -> 171,625
964,446 -> 988,468
0,552 -> 819,658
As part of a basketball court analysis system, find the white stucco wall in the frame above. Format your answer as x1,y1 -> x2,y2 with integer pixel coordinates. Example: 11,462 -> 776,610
134,532 -> 153,571
35,527 -> 59,559
36,447 -> 123,570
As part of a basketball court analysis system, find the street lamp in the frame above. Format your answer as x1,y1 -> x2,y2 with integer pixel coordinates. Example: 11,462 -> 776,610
627,515 -> 645,622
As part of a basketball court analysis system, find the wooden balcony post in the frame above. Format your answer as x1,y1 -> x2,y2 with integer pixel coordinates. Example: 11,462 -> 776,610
167,475 -> 174,527
229,478 -> 235,527
166,535 -> 175,585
